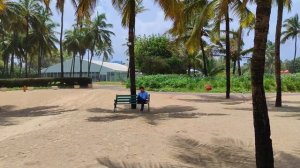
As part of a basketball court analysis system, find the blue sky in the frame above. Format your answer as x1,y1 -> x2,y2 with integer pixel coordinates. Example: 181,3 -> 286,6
51,0 -> 300,63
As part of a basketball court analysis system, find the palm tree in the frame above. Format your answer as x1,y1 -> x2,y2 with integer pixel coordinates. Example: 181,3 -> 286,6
265,41 -> 275,74
57,0 -> 65,78
64,28 -> 80,77
274,0 -> 292,107
86,13 -> 114,77
17,0 -> 42,77
251,0 -> 274,167
282,14 -> 300,73
29,9 -> 58,77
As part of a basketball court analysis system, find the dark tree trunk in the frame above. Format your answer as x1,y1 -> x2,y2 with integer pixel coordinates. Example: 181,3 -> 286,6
38,45 -> 42,77
187,62 -> 191,76
70,53 -> 75,77
238,60 -> 242,76
128,0 -> 136,109
237,26 -> 243,76
232,60 -> 236,75
275,0 -> 283,107
80,55 -> 83,77
200,38 -> 208,77
225,9 -> 231,99
88,50 -> 94,77
24,54 -> 28,78
252,1 -> 274,167
292,37 -> 298,73
10,53 -> 14,76
59,7 -> 64,78
25,16 -> 29,78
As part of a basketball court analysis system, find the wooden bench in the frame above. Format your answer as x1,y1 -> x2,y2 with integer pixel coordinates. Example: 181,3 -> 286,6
114,95 -> 150,112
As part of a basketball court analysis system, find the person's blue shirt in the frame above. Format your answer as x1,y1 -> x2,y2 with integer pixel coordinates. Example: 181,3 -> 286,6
138,91 -> 149,100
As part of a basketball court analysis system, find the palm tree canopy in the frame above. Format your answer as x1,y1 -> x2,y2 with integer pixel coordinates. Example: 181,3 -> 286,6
281,14 -> 300,43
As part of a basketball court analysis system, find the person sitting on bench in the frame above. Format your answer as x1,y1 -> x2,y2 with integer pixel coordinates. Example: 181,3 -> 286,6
137,86 -> 149,112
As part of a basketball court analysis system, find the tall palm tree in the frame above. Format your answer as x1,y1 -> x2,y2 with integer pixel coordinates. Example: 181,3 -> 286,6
64,28 -> 80,77
274,0 -> 291,107
282,14 -> 300,73
56,0 -> 65,78
29,9 -> 58,77
111,0 -> 141,109
86,13 -> 114,77
16,0 -> 42,77
252,0 -> 274,167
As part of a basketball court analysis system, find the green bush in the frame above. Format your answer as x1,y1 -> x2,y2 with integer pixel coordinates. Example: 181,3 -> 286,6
128,74 -> 300,93
0,77 -> 92,88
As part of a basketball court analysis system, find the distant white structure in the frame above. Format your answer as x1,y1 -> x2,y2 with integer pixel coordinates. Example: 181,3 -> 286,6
41,57 -> 128,81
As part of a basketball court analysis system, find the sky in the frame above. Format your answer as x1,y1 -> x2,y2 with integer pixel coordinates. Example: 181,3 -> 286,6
50,0 -> 300,63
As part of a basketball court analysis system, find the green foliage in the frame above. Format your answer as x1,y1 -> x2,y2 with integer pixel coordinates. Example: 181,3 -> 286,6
135,35 -> 186,74
0,77 -> 92,88
283,57 -> 300,73
128,74 -> 300,93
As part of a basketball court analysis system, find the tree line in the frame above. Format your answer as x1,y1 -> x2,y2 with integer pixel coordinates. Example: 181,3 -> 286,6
0,0 -> 114,78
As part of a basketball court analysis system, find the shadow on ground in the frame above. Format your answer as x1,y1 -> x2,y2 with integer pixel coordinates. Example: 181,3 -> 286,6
178,94 -> 251,105
87,105 -> 228,125
97,158 -> 188,168
0,105 -> 76,126
171,136 -> 300,168
96,137 -> 300,168
225,104 -> 300,120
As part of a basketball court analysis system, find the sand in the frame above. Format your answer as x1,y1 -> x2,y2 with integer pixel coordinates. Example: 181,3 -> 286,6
0,85 -> 300,168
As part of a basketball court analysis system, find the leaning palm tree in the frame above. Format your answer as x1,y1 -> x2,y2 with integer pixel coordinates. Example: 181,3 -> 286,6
282,14 -> 300,73
274,0 -> 291,107
57,0 -> 65,78
251,0 -> 274,167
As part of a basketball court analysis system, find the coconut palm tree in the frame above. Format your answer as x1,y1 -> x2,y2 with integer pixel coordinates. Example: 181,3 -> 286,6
86,13 -> 114,77
282,14 -> 300,73
29,9 -> 58,77
274,0 -> 292,107
17,0 -> 42,77
64,28 -> 80,77
251,0 -> 274,167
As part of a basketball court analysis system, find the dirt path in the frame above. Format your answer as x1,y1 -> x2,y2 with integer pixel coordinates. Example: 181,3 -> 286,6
0,87 -> 300,168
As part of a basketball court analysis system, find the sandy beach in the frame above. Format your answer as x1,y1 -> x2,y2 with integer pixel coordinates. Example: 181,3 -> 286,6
0,85 -> 300,168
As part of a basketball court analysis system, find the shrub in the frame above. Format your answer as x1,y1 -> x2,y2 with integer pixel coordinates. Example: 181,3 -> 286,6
132,74 -> 300,93
0,77 -> 92,88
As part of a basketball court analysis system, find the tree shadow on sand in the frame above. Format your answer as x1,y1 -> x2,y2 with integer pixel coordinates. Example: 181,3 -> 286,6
87,105 -> 228,125
178,94 -> 252,105
97,158 -> 189,168
96,137 -> 300,168
171,136 -> 300,168
225,104 -> 300,120
0,105 -> 77,126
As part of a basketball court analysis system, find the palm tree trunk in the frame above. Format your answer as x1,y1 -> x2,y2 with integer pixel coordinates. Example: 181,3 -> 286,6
38,45 -> 42,77
275,0 -> 283,107
59,8 -> 65,78
237,26 -> 243,76
10,53 -> 14,77
200,38 -> 208,77
232,60 -> 236,74
70,53 -> 75,77
88,50 -> 94,77
293,37 -> 298,73
237,59 -> 242,76
187,61 -> 191,76
252,0 -> 274,167
128,0 -> 136,109
98,56 -> 105,81
80,55 -> 83,77
225,9 -> 231,99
